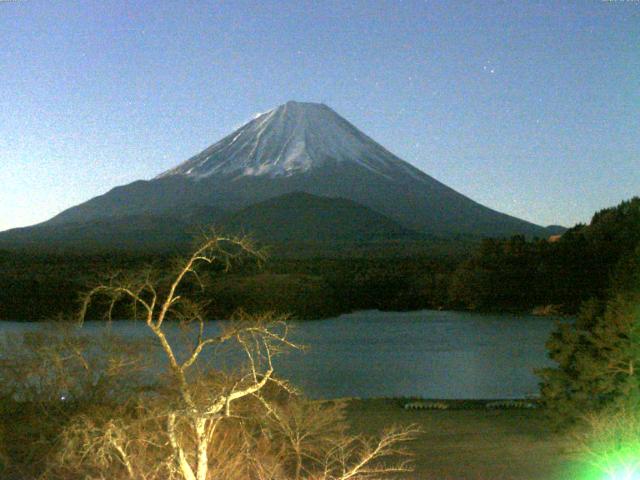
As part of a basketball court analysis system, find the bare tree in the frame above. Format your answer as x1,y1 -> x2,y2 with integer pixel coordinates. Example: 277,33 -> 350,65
0,319 -> 153,479
43,233 -> 420,480
0,320 -> 150,405
75,235 -> 290,480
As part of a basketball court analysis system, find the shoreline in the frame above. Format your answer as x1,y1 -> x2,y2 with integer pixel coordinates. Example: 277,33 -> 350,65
0,306 -> 574,323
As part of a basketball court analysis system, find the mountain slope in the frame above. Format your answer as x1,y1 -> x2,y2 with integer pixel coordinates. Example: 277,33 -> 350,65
157,101 -> 426,181
0,194 -> 418,251
221,192 -> 421,243
0,214 -> 197,252
5,101 -> 552,245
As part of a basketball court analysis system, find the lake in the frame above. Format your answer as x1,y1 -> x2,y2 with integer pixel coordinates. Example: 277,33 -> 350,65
0,310 -> 564,399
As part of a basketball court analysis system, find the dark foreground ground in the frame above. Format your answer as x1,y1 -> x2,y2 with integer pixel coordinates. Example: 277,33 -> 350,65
345,399 -> 584,480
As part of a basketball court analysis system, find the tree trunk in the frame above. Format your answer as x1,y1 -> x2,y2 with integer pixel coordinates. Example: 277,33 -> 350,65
195,417 -> 209,480
168,413 -> 196,480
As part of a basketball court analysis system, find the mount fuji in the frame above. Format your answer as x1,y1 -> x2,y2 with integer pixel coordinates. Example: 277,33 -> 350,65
1,101 -> 553,251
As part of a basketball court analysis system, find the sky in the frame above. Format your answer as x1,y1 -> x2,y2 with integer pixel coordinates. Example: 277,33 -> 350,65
1,0 -> 638,232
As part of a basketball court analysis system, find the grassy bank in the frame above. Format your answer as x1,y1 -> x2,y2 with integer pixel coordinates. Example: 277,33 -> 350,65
344,399 -> 583,480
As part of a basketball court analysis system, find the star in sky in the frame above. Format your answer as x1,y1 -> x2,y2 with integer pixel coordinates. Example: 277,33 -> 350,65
483,62 -> 495,74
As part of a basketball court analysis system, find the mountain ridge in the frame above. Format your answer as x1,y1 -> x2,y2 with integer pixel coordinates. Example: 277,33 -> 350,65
3,100 -> 557,247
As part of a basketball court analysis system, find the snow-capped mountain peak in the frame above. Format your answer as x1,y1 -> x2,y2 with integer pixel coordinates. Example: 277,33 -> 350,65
23,100 -> 550,240
157,101 -> 413,180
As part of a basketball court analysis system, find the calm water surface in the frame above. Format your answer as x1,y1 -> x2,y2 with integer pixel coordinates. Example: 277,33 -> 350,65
1,310 -> 564,399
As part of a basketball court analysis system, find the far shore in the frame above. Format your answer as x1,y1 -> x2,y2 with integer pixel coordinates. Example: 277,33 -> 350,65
0,306 -> 574,323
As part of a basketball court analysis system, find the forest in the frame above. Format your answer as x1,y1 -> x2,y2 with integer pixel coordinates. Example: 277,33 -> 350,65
1,197 -> 638,322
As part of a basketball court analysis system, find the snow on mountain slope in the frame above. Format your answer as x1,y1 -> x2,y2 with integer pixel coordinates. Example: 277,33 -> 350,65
157,101 -> 422,181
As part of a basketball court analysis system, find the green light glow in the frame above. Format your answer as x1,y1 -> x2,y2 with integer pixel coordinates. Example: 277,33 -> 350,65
574,405 -> 640,480
597,446 -> 640,480
605,465 -> 640,480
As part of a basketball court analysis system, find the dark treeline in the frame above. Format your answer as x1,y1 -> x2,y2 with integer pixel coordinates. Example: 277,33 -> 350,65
537,199 -> 640,430
0,249 -> 459,320
0,251 -> 158,321
449,197 -> 640,314
538,240 -> 640,425
2,197 -> 638,321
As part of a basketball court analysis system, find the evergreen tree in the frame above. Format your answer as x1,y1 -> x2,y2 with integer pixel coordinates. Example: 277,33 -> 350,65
538,245 -> 640,426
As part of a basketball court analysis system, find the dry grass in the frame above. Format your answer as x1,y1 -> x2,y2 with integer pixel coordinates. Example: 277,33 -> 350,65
344,399 -> 583,480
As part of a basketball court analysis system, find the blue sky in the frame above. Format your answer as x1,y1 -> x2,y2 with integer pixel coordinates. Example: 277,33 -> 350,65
1,0 -> 638,232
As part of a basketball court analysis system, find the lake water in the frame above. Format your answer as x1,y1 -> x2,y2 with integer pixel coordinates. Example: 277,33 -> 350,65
0,310 -> 564,399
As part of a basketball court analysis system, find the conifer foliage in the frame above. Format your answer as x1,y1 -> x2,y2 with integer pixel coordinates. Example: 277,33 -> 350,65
538,199 -> 640,425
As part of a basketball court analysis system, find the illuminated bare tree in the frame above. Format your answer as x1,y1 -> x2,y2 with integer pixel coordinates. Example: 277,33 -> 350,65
58,233 -> 420,480
76,235 -> 289,480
